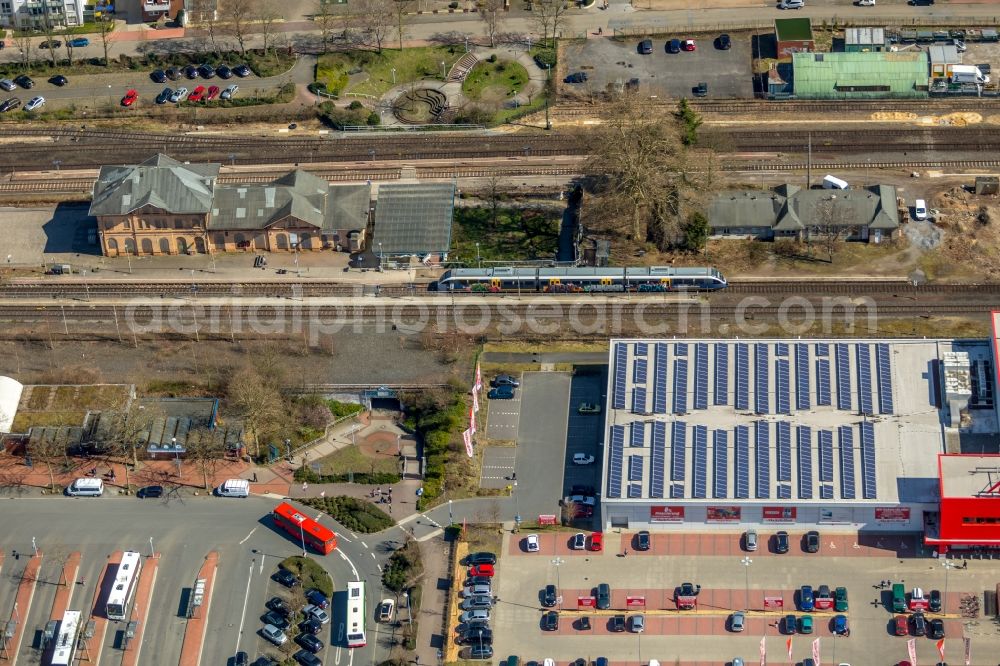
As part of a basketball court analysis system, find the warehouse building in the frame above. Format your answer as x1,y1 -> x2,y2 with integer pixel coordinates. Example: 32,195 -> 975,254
792,51 -> 929,99
598,336 -> 996,537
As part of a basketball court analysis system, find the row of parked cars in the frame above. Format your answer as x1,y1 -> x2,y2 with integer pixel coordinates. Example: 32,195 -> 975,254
0,96 -> 44,112
151,63 -> 252,83
255,567 -> 331,666
155,84 -> 239,104
457,551 -> 499,659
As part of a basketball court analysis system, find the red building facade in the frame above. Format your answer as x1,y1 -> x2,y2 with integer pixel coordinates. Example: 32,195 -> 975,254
925,454 -> 1000,553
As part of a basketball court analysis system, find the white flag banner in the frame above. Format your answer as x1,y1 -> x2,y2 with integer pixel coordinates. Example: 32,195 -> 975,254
964,636 -> 971,666
759,636 -> 766,666
469,407 -> 477,435
462,429 -> 474,457
472,389 -> 480,414
474,362 -> 483,392
907,637 -> 918,666
811,638 -> 820,665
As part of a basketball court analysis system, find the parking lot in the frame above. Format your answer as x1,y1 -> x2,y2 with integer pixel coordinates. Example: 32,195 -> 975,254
560,34 -> 753,100
489,528 -> 998,666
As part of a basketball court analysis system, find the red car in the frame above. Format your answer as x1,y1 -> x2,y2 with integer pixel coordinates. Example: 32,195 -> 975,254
188,85 -> 206,102
894,615 -> 908,636
121,89 -> 138,107
681,39 -> 696,51
589,532 -> 603,551
206,85 -> 220,100
468,564 -> 494,578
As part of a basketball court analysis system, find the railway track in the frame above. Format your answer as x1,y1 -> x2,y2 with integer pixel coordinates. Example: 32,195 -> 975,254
552,99 -> 1000,116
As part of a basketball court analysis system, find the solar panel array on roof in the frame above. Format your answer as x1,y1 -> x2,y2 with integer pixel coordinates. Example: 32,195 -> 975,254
755,344 -> 769,414
777,484 -> 792,499
836,344 -> 852,410
839,425 -> 856,499
650,422 -> 666,497
629,454 -> 644,482
735,425 -> 750,499
776,342 -> 789,356
671,483 -> 685,498
796,344 -> 811,410
613,343 -> 627,409
816,343 -> 829,356
797,426 -> 813,499
671,421 -> 687,481
628,483 -> 643,498
818,429 -> 834,482
673,359 -> 689,414
694,343 -> 709,410
857,344 -> 873,415
715,344 -> 729,406
755,420 -> 770,498
713,429 -> 728,498
776,421 -> 792,482
675,343 -> 688,356
608,426 -> 624,498
632,386 -> 647,414
634,357 -> 648,385
735,343 -> 750,410
820,484 -> 834,499
653,343 -> 669,414
635,342 -> 648,356
876,343 -> 894,414
776,358 -> 791,415
630,421 -> 645,447
692,425 -> 708,498
860,421 -> 877,499
816,358 -> 832,406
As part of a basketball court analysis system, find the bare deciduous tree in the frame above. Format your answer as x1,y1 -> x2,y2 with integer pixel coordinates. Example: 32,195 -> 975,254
185,427 -> 228,490
221,0 -> 256,56
392,0 -> 413,51
29,431 -> 72,492
11,31 -> 33,70
531,0 -> 569,47
40,5 -> 60,67
477,0 -> 505,48
191,0 -> 224,54
96,15 -> 115,66
256,0 -> 282,55
96,394 -> 161,491
227,365 -> 284,458
312,0 -> 338,53
810,197 -> 853,263
352,0 -> 394,53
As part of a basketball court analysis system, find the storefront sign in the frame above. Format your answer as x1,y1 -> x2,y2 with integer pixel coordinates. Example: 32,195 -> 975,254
818,507 -> 853,524
650,506 -> 685,522
626,596 -> 646,608
762,506 -> 797,523
707,506 -> 742,523
577,596 -> 596,608
763,596 -> 784,610
875,507 -> 911,524
538,515 -> 558,526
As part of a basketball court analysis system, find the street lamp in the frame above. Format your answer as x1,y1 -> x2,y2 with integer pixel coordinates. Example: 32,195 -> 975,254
740,556 -> 752,610
148,536 -> 154,558
378,242 -> 383,269
441,61 -> 446,79
391,68 -> 396,85
550,557 -> 564,604
172,437 -> 181,477
513,480 -> 521,532
942,558 -> 955,615
475,242 -> 480,268
295,515 -> 307,556
448,499 -> 454,525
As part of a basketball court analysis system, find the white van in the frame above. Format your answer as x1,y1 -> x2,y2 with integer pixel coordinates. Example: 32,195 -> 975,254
822,174 -> 849,190
914,199 -> 928,220
216,478 -> 250,498
66,478 -> 104,497
779,0 -> 804,8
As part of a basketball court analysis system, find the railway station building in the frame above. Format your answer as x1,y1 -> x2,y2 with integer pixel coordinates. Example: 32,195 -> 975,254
597,335 -> 998,545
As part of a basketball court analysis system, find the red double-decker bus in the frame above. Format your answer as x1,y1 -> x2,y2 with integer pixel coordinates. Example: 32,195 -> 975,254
272,502 -> 337,554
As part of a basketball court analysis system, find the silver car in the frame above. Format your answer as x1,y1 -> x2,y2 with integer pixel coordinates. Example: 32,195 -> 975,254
744,530 -> 758,552
220,84 -> 238,100
631,615 -> 645,633
0,79 -> 14,91
303,604 -> 330,624
261,623 -> 287,645
169,86 -> 188,103
730,611 -> 745,632
462,583 -> 492,597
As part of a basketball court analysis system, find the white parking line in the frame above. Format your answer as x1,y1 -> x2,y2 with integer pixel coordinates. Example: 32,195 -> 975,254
335,532 -> 353,543
233,558 -> 255,656
239,527 -> 257,544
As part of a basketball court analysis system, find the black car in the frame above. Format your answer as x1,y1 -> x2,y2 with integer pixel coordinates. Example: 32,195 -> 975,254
184,65 -> 199,79
639,38 -> 653,54
14,75 -> 33,89
908,0 -> 934,4
217,64 -> 233,79
0,98 -> 21,112
266,597 -> 291,617
39,40 -> 62,49
491,374 -> 520,388
165,67 -> 181,81
299,618 -> 322,635
233,63 -> 252,77
461,619 -> 490,633
274,568 -> 300,587
716,33 -> 731,49
296,633 -> 324,653
232,653 -> 249,666
693,82 -> 708,97
542,584 -> 557,607
911,612 -> 927,637
199,64 -> 216,78
251,658 -> 279,666
465,552 -> 497,566
468,645 -> 493,660
636,531 -> 651,551
610,615 -> 625,632
459,629 -> 493,644
564,72 -> 588,84
805,530 -> 820,553
571,484 -> 596,496
49,75 -> 68,86
775,531 -> 790,553
930,618 -> 945,639
679,582 -> 701,597
929,589 -> 942,612
666,38 -> 681,53
542,611 -> 558,631
467,576 -> 491,587
293,651 -> 322,666
783,614 -> 797,634
262,610 -> 288,629
151,70 -> 167,83
137,485 -> 163,498
155,87 -> 173,104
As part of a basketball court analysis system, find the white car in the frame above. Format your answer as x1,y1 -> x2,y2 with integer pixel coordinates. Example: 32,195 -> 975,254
856,0 -> 874,5
25,96 -> 45,111
572,453 -> 595,465
779,0 -> 804,7
378,598 -> 395,622
525,534 -> 540,552
571,494 -> 596,506
459,609 -> 490,623
914,199 -> 928,221
261,623 -> 287,645
220,84 -> 238,100
953,39 -> 967,52
303,604 -> 330,624
170,87 -> 188,103
571,532 -> 586,550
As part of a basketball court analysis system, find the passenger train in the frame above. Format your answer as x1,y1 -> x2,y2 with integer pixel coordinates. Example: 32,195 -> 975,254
434,266 -> 728,293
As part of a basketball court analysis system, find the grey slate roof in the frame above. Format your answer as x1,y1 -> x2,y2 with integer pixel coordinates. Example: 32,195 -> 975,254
89,154 -> 219,216
373,182 -> 456,255
710,184 -> 900,231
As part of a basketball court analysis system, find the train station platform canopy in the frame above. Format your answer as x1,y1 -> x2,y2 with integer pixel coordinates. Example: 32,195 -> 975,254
372,182 -> 456,257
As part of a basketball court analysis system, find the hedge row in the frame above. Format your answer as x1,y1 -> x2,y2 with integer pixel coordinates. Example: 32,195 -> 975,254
301,495 -> 394,533
294,467 -> 401,485
401,389 -> 467,509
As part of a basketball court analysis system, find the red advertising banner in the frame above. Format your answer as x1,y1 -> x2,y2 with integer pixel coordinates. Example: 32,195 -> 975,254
707,506 -> 742,523
650,506 -> 685,522
577,596 -> 596,608
762,506 -> 797,523
538,514 -> 558,526
626,596 -> 646,608
814,598 -> 833,611
875,507 -> 912,524
764,596 -> 785,610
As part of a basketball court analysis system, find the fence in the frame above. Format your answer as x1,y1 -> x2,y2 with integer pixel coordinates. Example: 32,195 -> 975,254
608,16 -> 1000,39
287,410 -> 363,460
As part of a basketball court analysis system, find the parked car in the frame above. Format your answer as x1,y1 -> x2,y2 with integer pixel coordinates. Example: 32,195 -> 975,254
491,374 -> 520,387
293,651 -> 322,666
233,63 -> 252,77
488,386 -> 515,400
596,583 -> 611,610
262,611 -> 289,630
775,531 -> 790,553
156,88 -> 173,104
306,589 -> 329,609
543,584 -> 557,607
681,39 -> 696,51
136,484 -> 162,497
744,530 -> 758,551
49,75 -> 68,86
784,614 -> 797,634
799,615 -> 813,634
894,615 -> 908,636
730,611 -> 745,632
525,534 -> 540,552
299,618 -> 322,635
467,575 -> 490,587
630,615 -> 645,633
469,564 -> 494,578
457,629 -> 492,644
296,633 -> 324,653
121,89 -> 139,107
462,584 -> 493,598
274,568 -> 299,587
666,38 -> 681,53
217,64 -> 233,79
303,604 -> 330,624
571,533 -> 586,550
572,453 -> 595,465
188,85 -> 206,102
639,38 -> 653,54
693,82 -> 708,97
24,96 -> 44,111
206,85 -> 220,100
779,0 -> 805,7
0,79 -> 14,91
929,589 -> 942,612
835,586 -> 849,612
165,67 -> 181,81
459,609 -> 490,623
266,597 -> 291,617
39,40 -> 62,49
589,532 -> 603,551
857,0 -> 875,5
14,75 -> 33,89
930,618 -> 945,639
716,33 -> 732,49
805,531 -> 820,552
69,37 -> 90,47
461,596 -> 494,611
220,84 -> 239,99
564,72 -> 588,84
610,615 -> 625,632
170,87 -> 189,103
199,63 -> 216,78
467,645 -> 493,660
261,624 -> 287,646
908,0 -> 934,4
465,552 -> 497,566
911,612 -> 926,637
833,614 -> 849,636
0,98 -> 21,112
914,199 -> 928,221
800,585 -> 815,612
542,611 -> 559,631
636,530 -> 651,551
184,64 -> 199,79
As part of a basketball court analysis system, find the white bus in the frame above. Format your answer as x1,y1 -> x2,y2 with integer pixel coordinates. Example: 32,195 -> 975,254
346,581 -> 367,648
50,610 -> 80,666
106,551 -> 142,621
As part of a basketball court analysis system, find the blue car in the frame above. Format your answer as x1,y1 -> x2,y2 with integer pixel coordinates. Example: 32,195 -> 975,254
305,589 -> 329,610
69,37 -> 89,47
799,585 -> 814,612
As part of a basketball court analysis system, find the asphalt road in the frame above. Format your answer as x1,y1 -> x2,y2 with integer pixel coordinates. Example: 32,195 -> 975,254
0,495 -> 393,666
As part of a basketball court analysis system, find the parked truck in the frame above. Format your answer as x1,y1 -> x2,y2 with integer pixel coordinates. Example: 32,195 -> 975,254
948,64 -> 990,84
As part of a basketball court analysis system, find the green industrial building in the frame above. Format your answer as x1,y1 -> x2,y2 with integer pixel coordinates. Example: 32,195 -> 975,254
791,51 -> 929,99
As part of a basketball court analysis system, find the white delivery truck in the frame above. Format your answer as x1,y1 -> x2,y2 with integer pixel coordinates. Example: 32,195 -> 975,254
216,478 -> 250,497
949,64 -> 990,84
822,175 -> 849,190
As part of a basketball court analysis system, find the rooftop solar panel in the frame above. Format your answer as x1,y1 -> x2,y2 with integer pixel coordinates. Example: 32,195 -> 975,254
673,359 -> 689,414
735,343 -> 750,411
835,343 -> 852,411
713,429 -> 728,498
797,426 -> 813,499
653,343 -> 669,414
816,359 -> 832,407
675,343 -> 688,356
776,421 -> 792,482
735,425 -> 750,499
839,425 -> 856,499
671,421 -> 687,481
818,429 -> 834,483
634,342 -> 648,356
715,344 -> 729,406
857,344 -> 873,415
755,344 -> 769,414
628,455 -> 644,482
628,483 -> 643,498
650,422 -> 666,498
776,342 -> 789,356
694,343 -> 709,410
613,343 -> 628,410
776,358 -> 791,415
819,484 -> 833,500
670,484 -> 685,499
777,484 -> 792,499
632,386 -> 647,414
876,343 -> 894,414
860,421 -> 877,500
816,343 -> 829,357
755,420 -> 770,499
795,344 -> 811,410
630,421 -> 645,447
634,357 -> 648,385
692,425 -> 708,498
608,434 -> 624,498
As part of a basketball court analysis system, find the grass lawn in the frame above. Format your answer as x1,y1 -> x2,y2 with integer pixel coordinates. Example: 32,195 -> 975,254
317,46 -> 467,99
312,445 -> 399,476
451,207 -> 560,264
314,53 -> 352,95
461,60 -> 529,101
